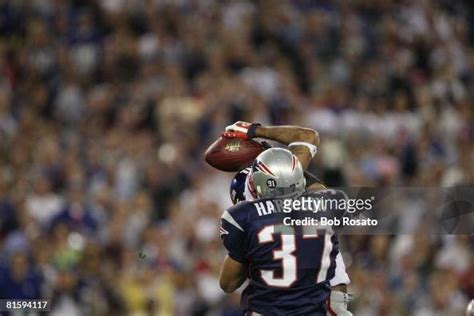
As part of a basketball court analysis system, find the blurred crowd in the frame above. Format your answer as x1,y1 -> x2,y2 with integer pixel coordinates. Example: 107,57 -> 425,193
0,0 -> 473,315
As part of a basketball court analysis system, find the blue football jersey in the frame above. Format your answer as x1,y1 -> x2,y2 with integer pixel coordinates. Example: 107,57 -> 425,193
220,189 -> 347,315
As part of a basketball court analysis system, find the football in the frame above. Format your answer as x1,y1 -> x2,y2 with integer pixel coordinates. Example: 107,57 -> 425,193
205,137 -> 265,172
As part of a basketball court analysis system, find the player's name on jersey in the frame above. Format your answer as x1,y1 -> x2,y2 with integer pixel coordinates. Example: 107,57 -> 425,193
283,216 -> 378,227
253,196 -> 374,217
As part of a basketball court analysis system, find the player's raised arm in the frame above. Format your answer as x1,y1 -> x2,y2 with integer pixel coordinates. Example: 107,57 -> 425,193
223,121 -> 319,169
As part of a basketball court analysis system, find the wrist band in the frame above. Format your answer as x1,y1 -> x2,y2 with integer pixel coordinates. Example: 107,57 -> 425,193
247,123 -> 261,139
289,142 -> 318,157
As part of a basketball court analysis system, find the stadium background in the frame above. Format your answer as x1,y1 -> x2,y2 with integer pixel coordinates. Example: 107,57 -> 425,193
0,0 -> 473,315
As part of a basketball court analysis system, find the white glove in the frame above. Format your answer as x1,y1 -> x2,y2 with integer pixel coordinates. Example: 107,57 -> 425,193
327,291 -> 353,316
224,121 -> 261,139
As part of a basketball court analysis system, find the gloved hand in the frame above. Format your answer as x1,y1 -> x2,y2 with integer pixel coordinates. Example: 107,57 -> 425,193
222,121 -> 261,140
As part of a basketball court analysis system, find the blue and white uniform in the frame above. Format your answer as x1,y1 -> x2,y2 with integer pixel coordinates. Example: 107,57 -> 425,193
229,167 -> 350,288
221,190 -> 347,315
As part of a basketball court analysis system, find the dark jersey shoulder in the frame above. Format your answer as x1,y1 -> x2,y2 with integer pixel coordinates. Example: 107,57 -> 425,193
220,201 -> 256,263
226,199 -> 255,215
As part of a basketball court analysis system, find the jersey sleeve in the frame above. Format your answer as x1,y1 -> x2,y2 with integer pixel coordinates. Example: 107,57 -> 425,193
220,207 -> 247,263
330,251 -> 351,286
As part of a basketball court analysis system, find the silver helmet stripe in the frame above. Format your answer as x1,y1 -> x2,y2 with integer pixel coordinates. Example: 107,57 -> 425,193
254,160 -> 276,177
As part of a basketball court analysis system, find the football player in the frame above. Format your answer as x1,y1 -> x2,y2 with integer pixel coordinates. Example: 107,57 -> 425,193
219,148 -> 350,315
221,122 -> 352,315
